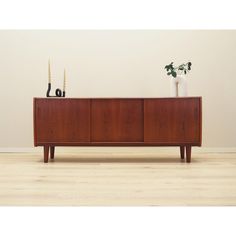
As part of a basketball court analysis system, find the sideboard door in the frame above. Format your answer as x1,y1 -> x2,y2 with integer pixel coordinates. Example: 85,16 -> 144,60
144,98 -> 201,144
35,99 -> 90,144
91,99 -> 144,142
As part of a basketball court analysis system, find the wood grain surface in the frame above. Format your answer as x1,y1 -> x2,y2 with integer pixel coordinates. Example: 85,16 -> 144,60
144,98 -> 201,143
0,150 -> 235,206
34,98 -> 90,143
91,99 -> 143,142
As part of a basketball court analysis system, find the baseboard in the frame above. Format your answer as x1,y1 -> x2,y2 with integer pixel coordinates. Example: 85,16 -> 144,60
0,147 -> 236,153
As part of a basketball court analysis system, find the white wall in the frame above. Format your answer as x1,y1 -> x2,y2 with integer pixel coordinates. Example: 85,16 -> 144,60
0,30 -> 236,148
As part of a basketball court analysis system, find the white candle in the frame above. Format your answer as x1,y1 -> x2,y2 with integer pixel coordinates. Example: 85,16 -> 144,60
48,60 -> 51,83
63,69 -> 66,91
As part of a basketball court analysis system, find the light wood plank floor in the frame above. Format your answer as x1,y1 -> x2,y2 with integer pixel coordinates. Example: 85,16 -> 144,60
0,150 -> 236,206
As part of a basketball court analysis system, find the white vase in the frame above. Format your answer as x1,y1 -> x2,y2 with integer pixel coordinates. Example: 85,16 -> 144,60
170,74 -> 188,97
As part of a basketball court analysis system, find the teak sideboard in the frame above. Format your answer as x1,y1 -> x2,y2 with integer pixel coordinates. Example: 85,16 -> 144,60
33,97 -> 202,163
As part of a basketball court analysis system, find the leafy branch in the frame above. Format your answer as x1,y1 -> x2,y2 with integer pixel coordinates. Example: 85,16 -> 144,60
164,62 -> 192,78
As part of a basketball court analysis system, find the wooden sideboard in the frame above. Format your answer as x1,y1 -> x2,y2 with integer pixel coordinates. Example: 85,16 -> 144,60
33,97 -> 202,163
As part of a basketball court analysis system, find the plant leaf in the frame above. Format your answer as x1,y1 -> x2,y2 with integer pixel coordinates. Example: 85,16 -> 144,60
188,62 -> 192,70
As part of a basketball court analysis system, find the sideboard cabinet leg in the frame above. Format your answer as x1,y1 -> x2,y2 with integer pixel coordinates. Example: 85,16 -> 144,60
180,146 -> 185,160
44,146 -> 49,163
186,146 -> 192,163
50,146 -> 55,159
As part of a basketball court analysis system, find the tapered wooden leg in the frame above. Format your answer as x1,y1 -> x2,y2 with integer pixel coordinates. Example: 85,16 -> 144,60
186,145 -> 192,163
44,145 -> 49,163
180,146 -> 185,160
50,146 -> 55,159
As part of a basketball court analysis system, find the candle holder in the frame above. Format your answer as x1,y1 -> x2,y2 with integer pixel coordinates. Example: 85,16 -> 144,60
46,83 -> 66,97
47,60 -> 66,97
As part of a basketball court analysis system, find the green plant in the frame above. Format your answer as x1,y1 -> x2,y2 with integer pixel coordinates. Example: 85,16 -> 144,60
164,62 -> 192,78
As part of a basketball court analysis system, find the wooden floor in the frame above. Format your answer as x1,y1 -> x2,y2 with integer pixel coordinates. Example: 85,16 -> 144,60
0,149 -> 236,206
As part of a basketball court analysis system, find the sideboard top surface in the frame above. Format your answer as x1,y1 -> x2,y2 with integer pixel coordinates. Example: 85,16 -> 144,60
34,97 -> 201,100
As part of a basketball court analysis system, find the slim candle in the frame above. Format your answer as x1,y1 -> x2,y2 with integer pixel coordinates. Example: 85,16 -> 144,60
48,60 -> 51,83
63,69 -> 66,91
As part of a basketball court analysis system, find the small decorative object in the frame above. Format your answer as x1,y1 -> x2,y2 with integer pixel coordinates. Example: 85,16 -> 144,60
164,62 -> 192,97
46,60 -> 66,97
